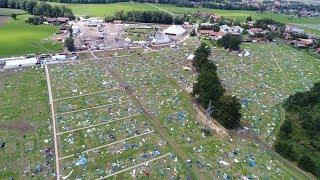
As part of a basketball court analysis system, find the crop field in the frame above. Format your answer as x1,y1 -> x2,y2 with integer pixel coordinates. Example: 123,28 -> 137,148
210,43 -> 320,143
0,67 -> 55,179
0,14 -> 62,57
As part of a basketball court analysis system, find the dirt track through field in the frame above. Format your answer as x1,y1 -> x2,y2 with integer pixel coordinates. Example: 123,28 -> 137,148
0,16 -> 9,26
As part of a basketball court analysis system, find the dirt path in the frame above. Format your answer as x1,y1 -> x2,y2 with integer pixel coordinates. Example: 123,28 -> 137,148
45,64 -> 61,180
0,16 -> 9,26
146,3 -> 174,15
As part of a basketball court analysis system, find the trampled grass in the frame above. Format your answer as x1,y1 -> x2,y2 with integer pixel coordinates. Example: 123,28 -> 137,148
210,43 -> 320,143
0,67 -> 55,179
0,14 -> 62,57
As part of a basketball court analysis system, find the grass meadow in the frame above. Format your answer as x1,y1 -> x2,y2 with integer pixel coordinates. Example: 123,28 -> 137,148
49,2 -> 320,35
0,14 -> 62,57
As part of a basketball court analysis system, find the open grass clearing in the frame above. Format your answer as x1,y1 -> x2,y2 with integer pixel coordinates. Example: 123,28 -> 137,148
49,2 -> 157,17
0,14 -> 61,57
48,2 -> 320,35
0,8 -> 26,16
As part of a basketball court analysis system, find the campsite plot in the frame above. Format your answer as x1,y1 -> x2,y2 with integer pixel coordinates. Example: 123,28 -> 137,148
49,59 -> 119,99
0,67 -> 55,179
210,43 -> 320,142
55,101 -> 142,132
58,114 -> 153,157
53,89 -> 130,113
59,132 -> 173,179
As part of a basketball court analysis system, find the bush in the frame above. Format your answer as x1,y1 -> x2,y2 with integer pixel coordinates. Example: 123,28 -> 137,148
65,37 -> 75,51
217,34 -> 242,51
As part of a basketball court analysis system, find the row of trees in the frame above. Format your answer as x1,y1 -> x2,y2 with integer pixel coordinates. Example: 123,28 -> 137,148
0,0 -> 75,19
105,10 -> 177,24
192,43 -> 242,129
275,83 -> 320,177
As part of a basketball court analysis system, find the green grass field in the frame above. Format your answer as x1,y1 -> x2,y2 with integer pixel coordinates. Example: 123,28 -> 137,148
49,2 -> 157,17
49,2 -> 320,35
0,8 -> 27,16
0,14 -> 62,57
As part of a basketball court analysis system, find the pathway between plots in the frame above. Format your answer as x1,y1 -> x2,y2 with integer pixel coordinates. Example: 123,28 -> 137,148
100,56 -> 205,179
45,64 -> 61,180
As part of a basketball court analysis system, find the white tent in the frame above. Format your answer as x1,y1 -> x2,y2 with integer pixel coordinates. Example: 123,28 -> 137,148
52,55 -> 66,61
187,54 -> 195,60
5,57 -> 38,69
163,25 -> 186,36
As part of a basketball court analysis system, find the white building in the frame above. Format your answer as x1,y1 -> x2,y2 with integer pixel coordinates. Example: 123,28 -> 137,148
163,25 -> 186,36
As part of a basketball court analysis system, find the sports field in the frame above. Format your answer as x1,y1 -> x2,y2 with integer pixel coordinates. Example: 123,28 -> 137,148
210,43 -> 320,143
0,14 -> 62,57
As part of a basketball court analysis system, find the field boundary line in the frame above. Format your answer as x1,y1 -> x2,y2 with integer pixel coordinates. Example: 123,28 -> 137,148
146,3 -> 174,15
56,99 -> 131,115
59,130 -> 154,160
267,45 -> 294,91
57,113 -> 141,135
45,64 -> 61,180
91,51 -> 97,59
95,153 -> 170,179
53,88 -> 121,102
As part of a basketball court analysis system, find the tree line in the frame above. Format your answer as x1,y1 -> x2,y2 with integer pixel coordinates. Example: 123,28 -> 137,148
0,0 -> 75,19
275,83 -> 320,177
192,43 -> 242,129
105,10 -> 177,24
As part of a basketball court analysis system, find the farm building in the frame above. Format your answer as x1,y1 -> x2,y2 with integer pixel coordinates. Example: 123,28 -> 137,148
247,28 -> 268,36
198,30 -> 226,40
163,25 -> 186,36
